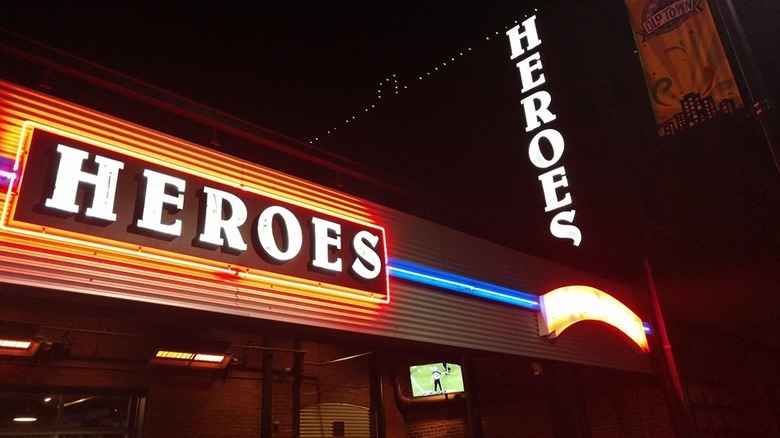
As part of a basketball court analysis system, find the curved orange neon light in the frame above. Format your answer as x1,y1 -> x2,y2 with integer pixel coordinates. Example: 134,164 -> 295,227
538,285 -> 649,353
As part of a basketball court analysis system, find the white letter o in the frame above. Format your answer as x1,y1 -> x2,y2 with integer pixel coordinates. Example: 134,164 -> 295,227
528,128 -> 565,169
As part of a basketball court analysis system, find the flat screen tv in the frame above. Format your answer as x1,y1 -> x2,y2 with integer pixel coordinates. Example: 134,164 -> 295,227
409,362 -> 465,397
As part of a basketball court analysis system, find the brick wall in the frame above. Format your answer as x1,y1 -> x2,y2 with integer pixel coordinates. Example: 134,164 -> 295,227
579,365 -> 676,438
474,356 -> 555,438
143,371 -> 263,437
405,409 -> 467,438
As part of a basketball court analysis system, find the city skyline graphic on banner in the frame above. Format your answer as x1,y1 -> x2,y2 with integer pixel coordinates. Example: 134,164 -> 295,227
624,0 -> 743,136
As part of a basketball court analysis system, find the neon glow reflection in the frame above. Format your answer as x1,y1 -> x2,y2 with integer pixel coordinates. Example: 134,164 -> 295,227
0,156 -> 15,187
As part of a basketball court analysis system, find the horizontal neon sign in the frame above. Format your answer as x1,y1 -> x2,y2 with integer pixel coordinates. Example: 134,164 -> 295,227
2,122 -> 389,303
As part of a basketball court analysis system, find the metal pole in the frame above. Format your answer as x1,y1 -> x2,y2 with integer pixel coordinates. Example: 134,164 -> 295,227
462,356 -> 483,438
642,258 -> 696,436
369,354 -> 386,438
713,0 -> 780,176
642,258 -> 685,404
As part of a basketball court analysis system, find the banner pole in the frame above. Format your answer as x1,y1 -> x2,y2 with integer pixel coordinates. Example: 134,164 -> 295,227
712,0 -> 780,175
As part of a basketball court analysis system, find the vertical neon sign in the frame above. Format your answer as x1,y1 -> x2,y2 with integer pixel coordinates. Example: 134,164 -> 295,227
506,15 -> 582,246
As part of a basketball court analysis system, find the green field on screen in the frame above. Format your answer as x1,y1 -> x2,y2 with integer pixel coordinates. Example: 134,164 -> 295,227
409,362 -> 465,397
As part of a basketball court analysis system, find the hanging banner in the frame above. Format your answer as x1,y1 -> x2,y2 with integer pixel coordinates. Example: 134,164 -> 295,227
624,0 -> 743,136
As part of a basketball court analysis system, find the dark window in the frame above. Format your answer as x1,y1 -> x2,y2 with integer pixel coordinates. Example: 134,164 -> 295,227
332,420 -> 345,436
0,389 -> 144,437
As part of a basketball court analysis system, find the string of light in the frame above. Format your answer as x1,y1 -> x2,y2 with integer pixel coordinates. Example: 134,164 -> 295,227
309,12 -> 536,145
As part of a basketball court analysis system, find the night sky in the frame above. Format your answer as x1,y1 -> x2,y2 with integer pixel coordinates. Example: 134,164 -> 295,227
1,1 -> 779,344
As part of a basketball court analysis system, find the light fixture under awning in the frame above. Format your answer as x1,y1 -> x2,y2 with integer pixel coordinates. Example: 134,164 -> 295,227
0,322 -> 42,357
151,341 -> 232,369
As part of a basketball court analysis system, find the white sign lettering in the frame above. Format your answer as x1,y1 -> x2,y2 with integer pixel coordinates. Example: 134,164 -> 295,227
198,186 -> 249,251
44,144 -> 125,222
136,169 -> 186,236
507,15 -> 582,246
39,143 -> 383,282
257,205 -> 303,262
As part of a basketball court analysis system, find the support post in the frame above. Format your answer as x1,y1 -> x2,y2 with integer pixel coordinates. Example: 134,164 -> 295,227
462,356 -> 483,438
261,335 -> 274,438
369,353 -> 386,438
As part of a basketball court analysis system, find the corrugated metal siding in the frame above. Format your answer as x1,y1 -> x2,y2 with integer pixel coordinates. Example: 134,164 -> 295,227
376,206 -> 639,306
0,80 -> 652,373
300,403 -> 370,438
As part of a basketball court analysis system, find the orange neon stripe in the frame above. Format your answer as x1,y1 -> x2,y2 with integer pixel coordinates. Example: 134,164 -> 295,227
2,234 -> 379,311
0,241 -> 384,313
0,222 -> 388,305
